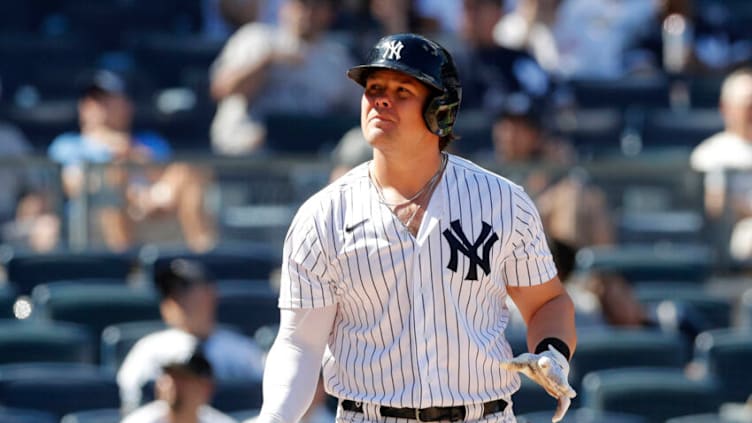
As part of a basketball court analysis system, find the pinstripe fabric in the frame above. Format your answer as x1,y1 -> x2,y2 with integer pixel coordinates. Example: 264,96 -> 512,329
279,154 -> 557,410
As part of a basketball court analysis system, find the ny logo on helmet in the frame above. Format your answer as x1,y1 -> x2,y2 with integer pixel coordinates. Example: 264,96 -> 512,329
383,40 -> 404,61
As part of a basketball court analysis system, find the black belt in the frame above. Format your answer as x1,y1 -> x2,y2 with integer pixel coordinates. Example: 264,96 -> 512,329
340,398 -> 508,422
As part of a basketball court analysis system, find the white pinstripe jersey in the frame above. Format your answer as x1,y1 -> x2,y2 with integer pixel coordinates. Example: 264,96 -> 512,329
279,153 -> 558,409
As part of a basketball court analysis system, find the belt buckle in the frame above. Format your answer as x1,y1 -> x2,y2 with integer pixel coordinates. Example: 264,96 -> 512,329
415,408 -> 425,422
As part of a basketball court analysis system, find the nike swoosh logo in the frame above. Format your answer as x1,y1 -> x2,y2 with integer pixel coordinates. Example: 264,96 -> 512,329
345,218 -> 369,233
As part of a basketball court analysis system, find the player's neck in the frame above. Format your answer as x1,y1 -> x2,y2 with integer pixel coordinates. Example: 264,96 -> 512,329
371,150 -> 444,198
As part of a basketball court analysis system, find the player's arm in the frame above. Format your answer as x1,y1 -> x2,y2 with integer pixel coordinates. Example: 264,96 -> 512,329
507,275 -> 576,355
505,277 -> 577,423
255,305 -> 337,423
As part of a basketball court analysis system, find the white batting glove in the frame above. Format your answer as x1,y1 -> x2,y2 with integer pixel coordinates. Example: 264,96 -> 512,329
500,345 -> 577,423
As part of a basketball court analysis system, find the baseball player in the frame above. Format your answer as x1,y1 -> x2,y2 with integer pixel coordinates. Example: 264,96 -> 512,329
255,33 -> 577,423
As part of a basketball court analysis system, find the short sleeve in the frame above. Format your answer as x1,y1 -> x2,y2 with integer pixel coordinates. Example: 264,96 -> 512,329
278,199 -> 337,309
501,187 -> 558,287
210,23 -> 273,77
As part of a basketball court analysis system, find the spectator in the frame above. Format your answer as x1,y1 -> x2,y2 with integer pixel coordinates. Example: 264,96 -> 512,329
690,67 -> 752,260
634,0 -> 752,77
118,259 -> 266,413
209,0 -> 360,155
503,0 -> 655,79
122,347 -> 237,423
493,0 -> 564,74
490,97 -> 615,253
0,79 -> 60,252
48,70 -> 216,252
449,0 -> 552,113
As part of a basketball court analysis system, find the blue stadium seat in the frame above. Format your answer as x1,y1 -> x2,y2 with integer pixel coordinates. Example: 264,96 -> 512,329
575,243 -> 714,284
634,286 -> 733,331
211,378 -> 264,413
99,320 -> 167,372
741,288 -> 752,330
0,363 -> 120,419
31,282 -> 161,356
665,414 -> 729,423
216,283 -> 279,338
141,242 -> 281,281
570,329 -> 686,391
581,368 -> 721,423
3,251 -> 137,295
0,320 -> 95,364
60,408 -> 122,423
692,328 -> 752,403
640,108 -> 723,152
570,77 -> 670,111
263,112 -> 360,154
0,406 -> 58,423
520,408 -> 648,423
511,377 -> 560,415
0,283 -> 17,319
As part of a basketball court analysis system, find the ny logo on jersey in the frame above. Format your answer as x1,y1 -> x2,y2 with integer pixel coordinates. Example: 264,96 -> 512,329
443,220 -> 499,281
383,40 -> 404,61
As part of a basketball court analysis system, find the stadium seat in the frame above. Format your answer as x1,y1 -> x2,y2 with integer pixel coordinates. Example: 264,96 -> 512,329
581,367 -> 721,423
99,320 -> 167,372
511,377 -> 561,415
0,283 -> 17,319
212,378 -> 264,413
553,108 -> 625,157
665,414 -> 729,423
0,363 -> 120,419
570,77 -> 670,111
520,408 -> 648,423
692,328 -> 752,403
216,284 -> 279,338
3,251 -> 137,295
640,108 -> 723,152
569,328 -> 686,391
264,112 -> 360,154
140,242 -> 281,281
60,408 -> 122,423
575,243 -> 714,284
0,319 -> 95,364
0,406 -> 58,423
31,282 -> 161,357
634,286 -> 733,330
741,288 -> 752,330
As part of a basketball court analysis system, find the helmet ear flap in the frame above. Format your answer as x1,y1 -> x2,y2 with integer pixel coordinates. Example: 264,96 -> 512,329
424,90 -> 461,137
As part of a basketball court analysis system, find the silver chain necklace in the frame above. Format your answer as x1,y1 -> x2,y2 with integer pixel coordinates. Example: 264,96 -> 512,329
370,153 -> 447,230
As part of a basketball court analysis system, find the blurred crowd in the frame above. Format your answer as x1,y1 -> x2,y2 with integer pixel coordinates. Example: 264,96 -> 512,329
1,1 -> 752,421
0,0 -> 751,264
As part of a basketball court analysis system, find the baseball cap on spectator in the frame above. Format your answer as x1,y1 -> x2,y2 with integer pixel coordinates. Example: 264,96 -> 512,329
161,347 -> 214,379
79,69 -> 128,98
154,259 -> 215,300
494,93 -> 544,128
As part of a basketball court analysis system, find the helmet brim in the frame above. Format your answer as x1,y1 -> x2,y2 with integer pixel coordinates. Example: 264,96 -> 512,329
347,63 -> 443,92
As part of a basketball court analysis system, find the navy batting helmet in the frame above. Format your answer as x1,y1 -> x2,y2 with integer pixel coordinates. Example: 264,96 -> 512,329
347,33 -> 462,138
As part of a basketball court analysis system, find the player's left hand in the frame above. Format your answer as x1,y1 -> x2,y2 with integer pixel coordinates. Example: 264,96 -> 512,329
500,345 -> 576,423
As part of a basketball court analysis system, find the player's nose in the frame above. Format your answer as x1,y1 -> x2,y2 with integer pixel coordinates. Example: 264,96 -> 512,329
373,93 -> 392,109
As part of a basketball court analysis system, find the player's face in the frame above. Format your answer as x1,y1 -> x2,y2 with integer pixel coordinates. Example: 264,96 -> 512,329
361,70 -> 432,148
